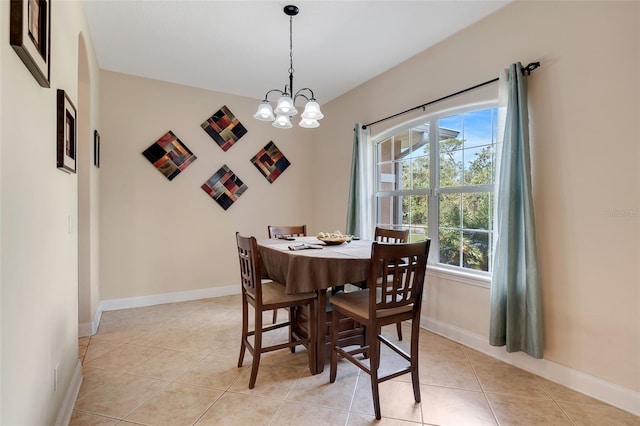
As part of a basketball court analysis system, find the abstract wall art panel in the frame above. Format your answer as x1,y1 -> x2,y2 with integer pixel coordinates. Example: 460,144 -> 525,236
201,105 -> 248,152
142,131 -> 197,181
201,164 -> 248,210
250,141 -> 291,183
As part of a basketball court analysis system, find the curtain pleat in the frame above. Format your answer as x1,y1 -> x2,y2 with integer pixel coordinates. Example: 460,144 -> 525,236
346,125 -> 362,236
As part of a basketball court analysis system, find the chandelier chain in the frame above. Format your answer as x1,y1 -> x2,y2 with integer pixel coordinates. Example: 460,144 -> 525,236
289,15 -> 295,76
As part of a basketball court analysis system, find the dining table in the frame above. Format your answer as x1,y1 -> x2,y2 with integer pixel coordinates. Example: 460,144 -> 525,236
257,236 -> 373,373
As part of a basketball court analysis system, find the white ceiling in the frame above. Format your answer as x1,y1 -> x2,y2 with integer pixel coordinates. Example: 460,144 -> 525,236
84,0 -> 511,104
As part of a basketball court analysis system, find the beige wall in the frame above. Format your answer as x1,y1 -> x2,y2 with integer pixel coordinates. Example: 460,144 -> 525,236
311,0 -> 639,394
99,71 -> 317,300
0,1 -> 100,424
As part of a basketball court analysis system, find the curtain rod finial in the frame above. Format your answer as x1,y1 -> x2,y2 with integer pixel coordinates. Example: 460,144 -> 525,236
523,61 -> 541,75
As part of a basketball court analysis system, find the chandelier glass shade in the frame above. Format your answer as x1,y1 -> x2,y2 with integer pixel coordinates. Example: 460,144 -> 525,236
253,5 -> 323,129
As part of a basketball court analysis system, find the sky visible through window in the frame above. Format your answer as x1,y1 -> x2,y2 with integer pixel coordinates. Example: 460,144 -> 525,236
439,108 -> 497,179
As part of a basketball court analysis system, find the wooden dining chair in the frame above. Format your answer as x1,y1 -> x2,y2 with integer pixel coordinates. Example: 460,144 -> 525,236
374,226 -> 410,340
267,225 -> 307,239
350,226 -> 411,338
236,232 -> 317,388
266,225 -> 307,323
329,240 -> 430,420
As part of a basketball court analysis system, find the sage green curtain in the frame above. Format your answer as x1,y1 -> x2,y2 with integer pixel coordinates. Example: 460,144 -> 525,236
346,124 -> 372,239
489,63 -> 543,358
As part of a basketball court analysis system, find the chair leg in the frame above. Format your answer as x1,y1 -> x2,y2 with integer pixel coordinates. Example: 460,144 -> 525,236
308,299 -> 317,375
289,307 -> 296,353
329,307 -> 340,383
249,308 -> 263,389
237,295 -> 248,368
369,324 -> 382,420
272,308 -> 278,324
410,316 -> 421,403
396,321 -> 403,341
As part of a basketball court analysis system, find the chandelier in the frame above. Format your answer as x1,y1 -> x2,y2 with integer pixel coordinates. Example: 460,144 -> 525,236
253,5 -> 324,129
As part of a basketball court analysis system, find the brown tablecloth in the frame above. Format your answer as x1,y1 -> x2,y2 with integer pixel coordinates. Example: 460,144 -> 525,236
257,237 -> 372,294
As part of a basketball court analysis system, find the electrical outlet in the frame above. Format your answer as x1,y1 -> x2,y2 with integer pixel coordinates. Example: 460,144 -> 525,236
54,364 -> 59,392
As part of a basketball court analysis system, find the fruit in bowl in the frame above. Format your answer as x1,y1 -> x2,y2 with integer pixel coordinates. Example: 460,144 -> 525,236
316,231 -> 352,245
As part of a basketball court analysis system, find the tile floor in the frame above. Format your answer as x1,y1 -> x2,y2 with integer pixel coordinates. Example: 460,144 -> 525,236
72,295 -> 639,425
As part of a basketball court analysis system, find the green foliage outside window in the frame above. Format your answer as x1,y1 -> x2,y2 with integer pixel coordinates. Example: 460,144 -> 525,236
376,106 -> 497,273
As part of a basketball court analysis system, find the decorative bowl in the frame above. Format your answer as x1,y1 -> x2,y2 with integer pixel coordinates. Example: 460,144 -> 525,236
317,235 -> 352,245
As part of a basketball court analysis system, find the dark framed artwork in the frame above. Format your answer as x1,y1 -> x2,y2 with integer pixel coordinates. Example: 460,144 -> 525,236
56,90 -> 77,173
250,141 -> 291,183
201,105 -> 248,152
10,0 -> 51,87
142,131 -> 197,181
201,165 -> 248,210
93,130 -> 100,167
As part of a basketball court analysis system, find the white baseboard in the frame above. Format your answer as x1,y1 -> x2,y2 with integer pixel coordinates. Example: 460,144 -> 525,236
99,285 -> 240,312
420,315 -> 640,417
80,286 -> 240,337
79,307 -> 102,337
55,360 -> 83,426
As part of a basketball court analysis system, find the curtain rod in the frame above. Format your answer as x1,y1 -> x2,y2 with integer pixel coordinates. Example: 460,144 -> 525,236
361,61 -> 540,130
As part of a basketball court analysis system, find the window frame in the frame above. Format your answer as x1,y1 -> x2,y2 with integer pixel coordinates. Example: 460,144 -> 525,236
373,101 -> 498,279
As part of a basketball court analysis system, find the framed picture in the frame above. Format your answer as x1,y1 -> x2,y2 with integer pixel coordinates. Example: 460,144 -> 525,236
10,0 -> 51,87
93,130 -> 100,167
56,90 -> 77,173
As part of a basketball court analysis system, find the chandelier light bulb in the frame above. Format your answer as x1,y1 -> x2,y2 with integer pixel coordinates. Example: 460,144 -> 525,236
301,100 -> 324,120
299,117 -> 319,128
272,114 -> 293,129
274,95 -> 298,116
253,101 -> 275,121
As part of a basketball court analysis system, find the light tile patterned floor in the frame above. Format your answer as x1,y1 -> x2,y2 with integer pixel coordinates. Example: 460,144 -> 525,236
73,295 -> 639,425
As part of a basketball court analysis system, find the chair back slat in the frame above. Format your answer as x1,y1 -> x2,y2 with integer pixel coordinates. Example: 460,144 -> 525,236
369,241 -> 430,311
236,233 -> 261,301
268,225 -> 307,238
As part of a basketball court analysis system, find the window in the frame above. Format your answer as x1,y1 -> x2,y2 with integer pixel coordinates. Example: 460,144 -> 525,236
375,104 -> 498,274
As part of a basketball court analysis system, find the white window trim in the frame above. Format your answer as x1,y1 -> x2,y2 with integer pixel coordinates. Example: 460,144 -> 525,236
427,264 -> 491,289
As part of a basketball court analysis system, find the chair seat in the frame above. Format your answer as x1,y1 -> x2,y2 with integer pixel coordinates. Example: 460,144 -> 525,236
330,290 -> 413,321
253,281 -> 316,305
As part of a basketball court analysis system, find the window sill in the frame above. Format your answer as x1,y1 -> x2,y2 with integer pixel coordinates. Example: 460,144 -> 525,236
426,264 -> 491,289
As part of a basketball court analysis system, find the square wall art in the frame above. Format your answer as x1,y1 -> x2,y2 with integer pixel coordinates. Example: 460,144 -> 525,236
251,141 -> 290,183
142,131 -> 197,181
201,165 -> 248,210
201,105 -> 248,152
